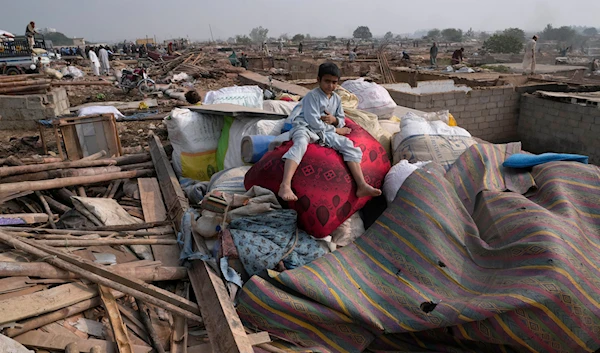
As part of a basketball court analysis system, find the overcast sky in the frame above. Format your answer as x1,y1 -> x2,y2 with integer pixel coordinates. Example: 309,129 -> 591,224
5,0 -> 600,42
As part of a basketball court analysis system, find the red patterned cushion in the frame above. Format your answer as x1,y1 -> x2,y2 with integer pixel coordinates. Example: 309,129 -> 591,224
244,119 -> 390,238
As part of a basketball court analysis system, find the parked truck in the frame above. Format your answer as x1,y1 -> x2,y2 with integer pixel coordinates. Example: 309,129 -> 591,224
0,36 -> 50,75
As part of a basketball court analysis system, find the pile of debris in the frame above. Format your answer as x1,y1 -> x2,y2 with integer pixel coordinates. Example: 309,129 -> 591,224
0,74 -> 51,95
0,135 -> 274,352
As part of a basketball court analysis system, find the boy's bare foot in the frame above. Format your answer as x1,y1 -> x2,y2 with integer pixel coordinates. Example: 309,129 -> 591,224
278,183 -> 298,201
336,127 -> 351,136
356,184 -> 382,198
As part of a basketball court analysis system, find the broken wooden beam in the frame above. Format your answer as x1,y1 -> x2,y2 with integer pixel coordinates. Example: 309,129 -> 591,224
0,166 -> 123,184
42,194 -> 71,214
148,133 -> 253,353
38,238 -> 177,247
0,153 -> 151,178
0,226 -> 173,237
35,191 -> 56,229
85,221 -> 171,232
0,233 -> 202,322
0,169 -> 154,194
12,331 -> 151,353
99,284 -> 135,353
0,262 -> 187,281
52,80 -> 114,86
137,299 -> 167,353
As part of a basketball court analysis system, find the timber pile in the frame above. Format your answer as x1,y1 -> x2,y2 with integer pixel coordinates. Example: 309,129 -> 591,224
149,51 -> 232,80
0,75 -> 51,95
0,138 -> 274,353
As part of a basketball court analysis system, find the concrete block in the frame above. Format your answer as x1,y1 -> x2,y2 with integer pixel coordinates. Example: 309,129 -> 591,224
455,92 -> 468,100
492,89 -> 505,96
481,90 -> 494,97
466,104 -> 481,112
479,96 -> 491,104
489,121 -> 500,128
572,127 -> 584,136
467,98 -> 480,105
475,116 -> 486,123
470,90 -> 483,97
457,98 -> 467,105
567,118 -> 580,128
486,115 -> 498,122
497,100 -> 505,108
486,102 -> 497,109
490,108 -> 499,115
443,93 -> 455,100
434,100 -> 447,108
1,97 -> 27,109
452,105 -> 465,113
26,95 -> 44,109
446,99 -> 457,107
414,102 -> 428,110
479,122 -> 490,129
582,115 -> 594,124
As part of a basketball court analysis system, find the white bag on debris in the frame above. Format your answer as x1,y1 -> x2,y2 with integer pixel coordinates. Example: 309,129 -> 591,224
165,108 -> 224,181
78,106 -> 125,118
330,212 -> 365,247
204,85 -> 264,109
341,78 -> 397,119
262,100 -> 298,116
383,160 -> 430,205
60,65 -> 85,78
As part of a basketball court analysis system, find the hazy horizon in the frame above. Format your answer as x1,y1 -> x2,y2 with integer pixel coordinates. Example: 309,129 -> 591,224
4,0 -> 599,42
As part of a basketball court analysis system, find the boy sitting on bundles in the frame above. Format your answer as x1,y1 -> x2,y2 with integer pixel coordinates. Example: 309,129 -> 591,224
278,63 -> 382,201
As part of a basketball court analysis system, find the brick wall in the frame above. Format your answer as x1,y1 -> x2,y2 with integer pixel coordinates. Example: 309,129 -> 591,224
0,88 -> 70,130
519,95 -> 600,165
387,86 -> 521,142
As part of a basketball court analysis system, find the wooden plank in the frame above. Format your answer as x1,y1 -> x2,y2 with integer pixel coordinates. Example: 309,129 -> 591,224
0,276 -> 32,294
138,178 -> 179,267
0,284 -> 47,301
238,71 -> 310,97
13,331 -> 152,353
99,284 -> 134,353
0,282 -> 97,325
17,238 -> 202,320
185,103 -> 287,120
178,332 -> 271,353
148,133 -> 253,353
170,282 -> 188,353
0,213 -> 48,224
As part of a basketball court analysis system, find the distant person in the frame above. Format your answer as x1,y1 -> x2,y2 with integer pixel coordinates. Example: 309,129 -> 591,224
240,52 -> 248,69
262,41 -> 270,56
88,47 -> 100,76
25,21 -> 38,49
402,50 -> 410,61
349,48 -> 357,62
167,42 -> 173,55
298,42 -> 303,54
451,47 -> 465,65
430,42 -> 438,67
523,35 -> 538,74
346,40 -> 351,52
98,46 -> 110,75
277,62 -> 381,202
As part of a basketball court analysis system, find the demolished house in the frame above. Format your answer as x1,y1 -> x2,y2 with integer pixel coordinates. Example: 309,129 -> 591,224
0,40 -> 599,353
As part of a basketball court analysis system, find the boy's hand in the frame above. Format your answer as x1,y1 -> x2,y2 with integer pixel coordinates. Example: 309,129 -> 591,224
321,110 -> 337,125
336,127 -> 351,135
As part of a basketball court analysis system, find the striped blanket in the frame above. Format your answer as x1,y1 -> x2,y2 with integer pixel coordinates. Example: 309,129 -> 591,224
237,143 -> 600,353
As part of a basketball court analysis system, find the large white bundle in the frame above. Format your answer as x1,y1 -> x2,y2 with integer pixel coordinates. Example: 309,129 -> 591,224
204,85 -> 264,109
341,78 -> 397,119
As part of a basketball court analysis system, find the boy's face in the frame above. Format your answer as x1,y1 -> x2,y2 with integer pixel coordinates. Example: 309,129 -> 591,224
318,74 -> 339,95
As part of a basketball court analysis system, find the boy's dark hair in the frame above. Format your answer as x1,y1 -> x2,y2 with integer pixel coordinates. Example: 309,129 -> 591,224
318,63 -> 341,79
185,90 -> 202,104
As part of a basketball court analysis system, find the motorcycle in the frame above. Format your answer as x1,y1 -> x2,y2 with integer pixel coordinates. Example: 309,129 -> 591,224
119,67 -> 156,95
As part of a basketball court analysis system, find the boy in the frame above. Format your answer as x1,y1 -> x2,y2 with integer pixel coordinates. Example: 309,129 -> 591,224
278,63 -> 382,202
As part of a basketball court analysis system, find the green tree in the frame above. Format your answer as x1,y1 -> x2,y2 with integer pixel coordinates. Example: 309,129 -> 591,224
384,31 -> 394,41
427,29 -> 441,40
483,33 -> 524,54
541,24 -> 577,42
292,34 -> 305,42
353,26 -> 373,39
441,28 -> 463,42
249,26 -> 269,43
235,35 -> 252,44
583,27 -> 598,36
279,33 -> 289,41
502,28 -> 525,42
